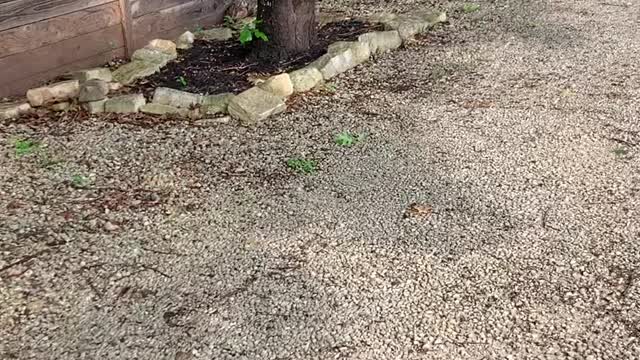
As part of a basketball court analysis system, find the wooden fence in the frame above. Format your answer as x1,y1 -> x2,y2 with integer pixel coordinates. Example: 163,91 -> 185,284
0,0 -> 228,97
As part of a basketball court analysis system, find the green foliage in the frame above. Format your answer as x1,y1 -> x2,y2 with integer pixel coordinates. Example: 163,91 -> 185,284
177,76 -> 188,88
462,3 -> 481,13
239,19 -> 269,45
194,25 -> 204,34
335,132 -> 365,147
322,83 -> 338,93
287,158 -> 317,174
224,16 -> 236,28
71,174 -> 90,189
613,147 -> 629,157
14,138 -> 39,156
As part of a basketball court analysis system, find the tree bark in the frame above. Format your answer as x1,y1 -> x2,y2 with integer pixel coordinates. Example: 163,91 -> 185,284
257,0 -> 317,60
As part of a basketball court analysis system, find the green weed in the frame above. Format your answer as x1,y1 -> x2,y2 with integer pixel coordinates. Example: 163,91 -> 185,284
177,76 -> 188,88
287,158 -> 317,174
335,132 -> 365,147
239,19 -> 269,45
613,147 -> 629,157
14,138 -> 39,156
71,174 -> 91,189
462,3 -> 481,13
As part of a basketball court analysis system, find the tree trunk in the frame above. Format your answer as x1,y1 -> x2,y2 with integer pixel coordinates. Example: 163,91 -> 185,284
257,0 -> 317,60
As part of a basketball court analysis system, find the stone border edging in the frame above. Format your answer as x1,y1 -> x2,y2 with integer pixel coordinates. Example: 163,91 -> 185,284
0,11 -> 447,123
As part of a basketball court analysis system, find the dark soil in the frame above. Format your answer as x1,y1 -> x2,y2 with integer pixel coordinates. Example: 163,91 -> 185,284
139,20 -> 384,96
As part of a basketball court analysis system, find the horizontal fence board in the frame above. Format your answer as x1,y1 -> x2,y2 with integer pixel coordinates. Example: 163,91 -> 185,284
136,11 -> 225,50
0,24 -> 124,84
0,0 -> 114,31
132,0 -> 225,49
131,0 -> 229,18
0,48 -> 124,97
0,1 -> 121,59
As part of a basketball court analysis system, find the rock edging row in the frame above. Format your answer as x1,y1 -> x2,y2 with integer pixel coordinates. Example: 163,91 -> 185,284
0,11 -> 446,123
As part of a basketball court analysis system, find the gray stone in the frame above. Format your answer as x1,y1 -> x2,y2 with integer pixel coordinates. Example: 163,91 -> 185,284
82,99 -> 107,114
132,48 -> 175,65
50,102 -> 72,111
201,93 -> 234,115
104,94 -> 146,113
140,103 -> 185,115
177,31 -> 195,49
309,41 -> 369,80
228,87 -> 286,125
196,28 -> 233,41
26,80 -> 80,107
358,31 -> 402,54
146,39 -> 178,57
328,41 -> 371,64
71,68 -> 113,83
152,87 -> 203,108
0,101 -> 31,120
371,11 -> 447,41
78,79 -> 109,102
112,61 -> 162,85
258,73 -> 294,97
289,67 -> 324,93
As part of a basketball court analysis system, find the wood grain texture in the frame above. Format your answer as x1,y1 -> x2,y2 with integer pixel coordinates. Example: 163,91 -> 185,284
117,0 -> 134,56
0,24 -> 124,84
131,0 -> 228,18
132,0 -> 226,49
0,0 -> 114,31
0,2 -> 120,59
0,48 -> 124,97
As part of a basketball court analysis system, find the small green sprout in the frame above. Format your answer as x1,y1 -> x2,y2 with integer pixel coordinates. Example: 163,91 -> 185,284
287,158 -> 317,174
462,3 -> 481,13
14,138 -> 39,156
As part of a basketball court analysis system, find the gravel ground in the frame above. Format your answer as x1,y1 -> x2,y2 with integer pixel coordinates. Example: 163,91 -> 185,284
1,0 -> 639,359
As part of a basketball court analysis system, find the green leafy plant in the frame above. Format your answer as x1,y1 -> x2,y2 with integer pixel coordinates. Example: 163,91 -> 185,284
71,174 -> 91,189
177,76 -> 188,88
14,138 -> 40,156
462,3 -> 481,13
224,16 -> 237,28
613,147 -> 629,157
239,19 -> 269,45
323,83 -> 338,93
287,158 -> 317,174
194,25 -> 204,34
335,132 -> 366,147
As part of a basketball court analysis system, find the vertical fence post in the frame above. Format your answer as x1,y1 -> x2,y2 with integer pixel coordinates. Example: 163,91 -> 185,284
117,0 -> 134,57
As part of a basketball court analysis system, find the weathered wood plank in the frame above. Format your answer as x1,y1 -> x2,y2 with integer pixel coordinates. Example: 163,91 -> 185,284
0,2 -> 120,59
0,24 -> 124,84
117,0 -> 134,56
132,0 -> 226,49
0,0 -> 114,31
0,48 -> 124,97
131,0 -> 228,18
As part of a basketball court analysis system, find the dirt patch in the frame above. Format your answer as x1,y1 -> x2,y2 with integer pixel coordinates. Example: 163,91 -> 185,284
138,20 -> 384,96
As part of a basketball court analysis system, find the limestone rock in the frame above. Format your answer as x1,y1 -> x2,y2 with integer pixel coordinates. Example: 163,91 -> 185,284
112,61 -> 162,85
328,41 -> 371,64
289,67 -> 324,93
258,73 -> 294,98
201,93 -> 234,115
78,79 -> 109,102
147,39 -> 178,57
177,31 -> 195,50
50,102 -> 72,111
310,41 -> 370,80
26,80 -> 80,107
152,87 -> 202,108
82,99 -> 107,114
104,94 -> 146,113
0,101 -> 31,120
228,87 -> 286,125
358,31 -> 402,54
108,82 -> 123,92
196,28 -> 233,41
72,67 -> 113,83
372,11 -> 447,41
132,48 -> 175,65
140,103 -> 185,115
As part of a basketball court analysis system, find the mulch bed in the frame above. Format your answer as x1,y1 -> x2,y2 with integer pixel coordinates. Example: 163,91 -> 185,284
137,20 -> 384,96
